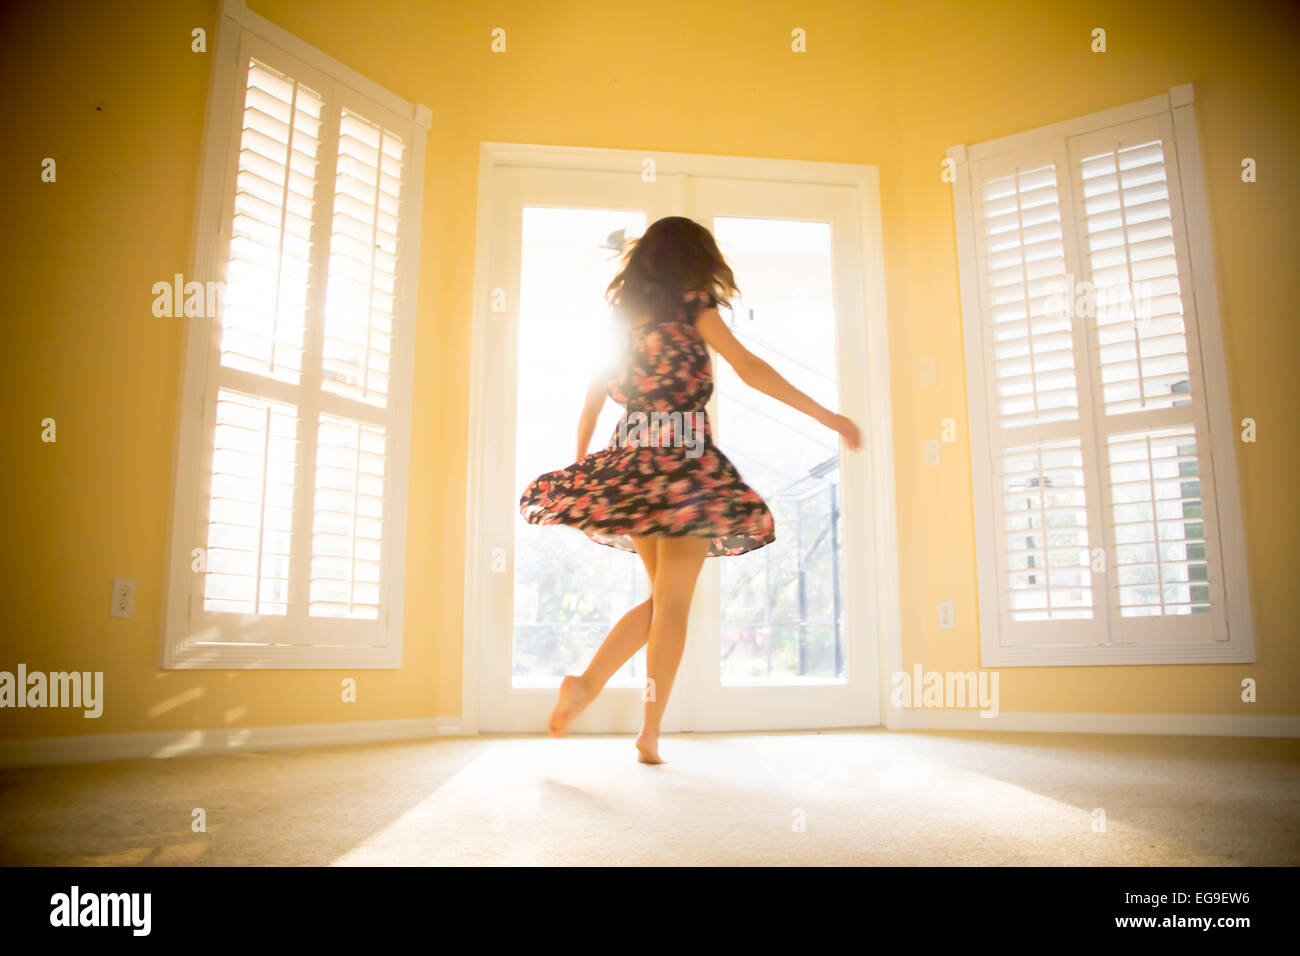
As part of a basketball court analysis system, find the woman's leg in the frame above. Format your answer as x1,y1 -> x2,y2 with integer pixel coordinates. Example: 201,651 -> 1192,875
547,536 -> 658,736
637,535 -> 710,764
580,536 -> 658,689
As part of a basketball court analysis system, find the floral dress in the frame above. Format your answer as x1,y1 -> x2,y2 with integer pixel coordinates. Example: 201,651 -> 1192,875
518,289 -> 776,557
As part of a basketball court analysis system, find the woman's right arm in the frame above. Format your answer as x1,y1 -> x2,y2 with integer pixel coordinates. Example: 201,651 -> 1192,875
695,308 -> 862,451
575,373 -> 607,461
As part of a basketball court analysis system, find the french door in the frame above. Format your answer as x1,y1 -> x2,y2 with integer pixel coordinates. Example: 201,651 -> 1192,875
473,155 -> 878,732
680,177 -> 876,730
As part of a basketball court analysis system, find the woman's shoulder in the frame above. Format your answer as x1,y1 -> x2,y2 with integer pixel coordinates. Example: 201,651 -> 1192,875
681,289 -> 719,309
678,289 -> 719,325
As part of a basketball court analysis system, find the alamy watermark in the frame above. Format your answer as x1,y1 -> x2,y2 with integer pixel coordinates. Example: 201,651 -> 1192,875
0,664 -> 103,718
50,886 -> 150,936
890,665 -> 1000,718
619,410 -> 704,458
1043,273 -> 1155,325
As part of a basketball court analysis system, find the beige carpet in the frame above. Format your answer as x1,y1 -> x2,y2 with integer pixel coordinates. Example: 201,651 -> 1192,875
1,730 -> 1296,865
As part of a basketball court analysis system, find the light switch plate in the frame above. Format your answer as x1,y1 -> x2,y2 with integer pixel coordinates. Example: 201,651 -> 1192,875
111,578 -> 135,619
938,601 -> 955,630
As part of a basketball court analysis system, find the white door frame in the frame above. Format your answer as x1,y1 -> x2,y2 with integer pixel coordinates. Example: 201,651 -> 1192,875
461,142 -> 902,734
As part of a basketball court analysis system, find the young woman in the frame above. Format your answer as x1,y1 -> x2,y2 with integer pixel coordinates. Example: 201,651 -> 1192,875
519,216 -> 862,764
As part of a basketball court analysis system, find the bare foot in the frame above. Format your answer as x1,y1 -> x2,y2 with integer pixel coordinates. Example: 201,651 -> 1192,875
548,675 -> 592,737
635,731 -> 665,764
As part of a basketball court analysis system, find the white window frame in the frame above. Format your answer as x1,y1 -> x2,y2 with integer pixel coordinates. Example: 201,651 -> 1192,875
951,84 -> 1255,667
159,0 -> 429,668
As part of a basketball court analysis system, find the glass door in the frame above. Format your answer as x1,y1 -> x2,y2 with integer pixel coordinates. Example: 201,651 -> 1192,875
477,165 -> 677,732
679,178 -> 878,730
477,165 -> 879,733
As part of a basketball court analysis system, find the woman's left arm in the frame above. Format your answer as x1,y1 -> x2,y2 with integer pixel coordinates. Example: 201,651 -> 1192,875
695,308 -> 862,451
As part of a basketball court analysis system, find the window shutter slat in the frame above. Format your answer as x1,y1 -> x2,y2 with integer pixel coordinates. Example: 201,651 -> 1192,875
978,163 -> 1081,431
998,440 -> 1094,621
310,415 -> 386,619
320,108 -> 405,408
221,59 -> 323,387
1105,426 -> 1211,617
1076,137 -> 1193,416
203,390 -> 299,616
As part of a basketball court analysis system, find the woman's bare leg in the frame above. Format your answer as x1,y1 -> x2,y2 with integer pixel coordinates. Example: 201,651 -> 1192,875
548,536 -> 658,736
637,535 -> 710,764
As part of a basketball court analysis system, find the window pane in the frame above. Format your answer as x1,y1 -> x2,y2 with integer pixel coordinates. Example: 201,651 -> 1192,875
203,389 -> 300,615
309,414 -> 386,619
1107,426 -> 1210,616
321,108 -> 405,408
999,439 -> 1093,621
980,164 -> 1080,428
711,217 -> 846,683
1078,140 -> 1192,415
512,207 -> 649,688
220,59 -> 322,385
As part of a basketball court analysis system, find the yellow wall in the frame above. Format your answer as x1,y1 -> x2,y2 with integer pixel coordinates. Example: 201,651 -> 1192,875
891,0 -> 1299,715
1,0 -> 1294,742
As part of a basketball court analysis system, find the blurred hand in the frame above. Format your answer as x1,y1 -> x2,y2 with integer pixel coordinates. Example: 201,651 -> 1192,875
828,413 -> 862,451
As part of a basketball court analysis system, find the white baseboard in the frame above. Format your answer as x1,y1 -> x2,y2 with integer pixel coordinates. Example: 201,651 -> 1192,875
895,709 -> 1300,737
4,711 -> 1293,769
0,716 -> 464,769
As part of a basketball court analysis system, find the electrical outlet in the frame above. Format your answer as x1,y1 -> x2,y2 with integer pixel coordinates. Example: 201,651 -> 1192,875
938,601 -> 955,630
924,439 -> 941,466
111,578 -> 136,619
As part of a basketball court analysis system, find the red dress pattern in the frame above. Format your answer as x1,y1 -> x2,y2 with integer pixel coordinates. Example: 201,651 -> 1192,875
518,290 -> 776,557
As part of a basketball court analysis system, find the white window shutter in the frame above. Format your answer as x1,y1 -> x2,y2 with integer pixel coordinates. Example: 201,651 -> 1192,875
163,11 -> 427,667
954,93 -> 1248,665
1067,114 -> 1225,644
310,414 -> 387,620
321,110 -> 404,408
220,60 -> 322,385
202,389 -> 300,616
969,145 -> 1103,647
1104,426 -> 1212,622
980,160 -> 1079,428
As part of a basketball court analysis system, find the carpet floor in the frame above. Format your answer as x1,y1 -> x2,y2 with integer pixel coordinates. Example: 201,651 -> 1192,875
1,729 -> 1296,865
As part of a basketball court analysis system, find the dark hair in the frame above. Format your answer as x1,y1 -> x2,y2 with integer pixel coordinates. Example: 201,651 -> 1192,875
605,216 -> 739,323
